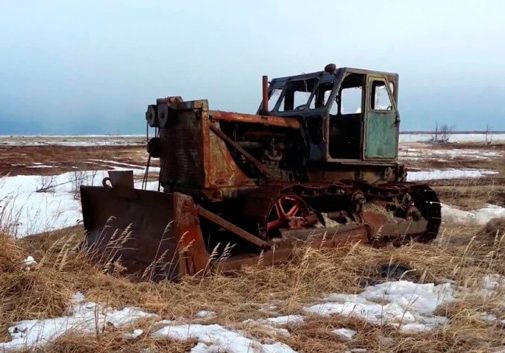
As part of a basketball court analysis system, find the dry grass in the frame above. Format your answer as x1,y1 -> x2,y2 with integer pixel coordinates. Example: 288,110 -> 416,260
0,233 -> 23,272
478,218 -> 505,239
433,183 -> 505,210
0,220 -> 505,352
29,332 -> 196,353
1,141 -> 505,351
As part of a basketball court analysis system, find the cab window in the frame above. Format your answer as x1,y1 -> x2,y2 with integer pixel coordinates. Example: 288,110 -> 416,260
309,81 -> 337,114
371,81 -> 394,111
277,78 -> 318,112
268,89 -> 282,111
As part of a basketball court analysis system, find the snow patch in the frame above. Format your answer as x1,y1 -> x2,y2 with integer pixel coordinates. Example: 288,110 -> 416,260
0,168 -> 159,237
442,204 -> 505,225
482,274 -> 505,291
0,292 -> 158,351
196,311 -> 216,319
399,133 -> 505,143
0,136 -> 144,147
332,328 -> 357,341
123,329 -> 144,340
480,313 -> 505,326
259,304 -> 279,313
243,315 -> 304,327
22,256 -> 37,266
400,148 -> 503,161
151,324 -> 297,353
407,168 -> 498,181
26,165 -> 58,169
304,281 -> 454,332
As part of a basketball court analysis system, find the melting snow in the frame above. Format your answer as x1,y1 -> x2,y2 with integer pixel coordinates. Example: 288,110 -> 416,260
259,304 -> 279,313
0,168 -> 159,237
26,165 -> 58,169
400,148 -> 503,160
243,315 -> 305,328
399,133 -> 505,143
474,275 -> 505,326
482,275 -> 505,291
123,329 -> 144,340
0,135 -> 144,147
196,311 -> 216,319
260,315 -> 304,326
332,328 -> 357,341
0,279 -> 490,351
22,256 -> 37,266
407,168 -> 498,181
480,313 -> 505,326
151,324 -> 296,353
442,204 -> 505,225
1,295 -> 299,352
304,281 -> 455,332
0,292 -> 157,351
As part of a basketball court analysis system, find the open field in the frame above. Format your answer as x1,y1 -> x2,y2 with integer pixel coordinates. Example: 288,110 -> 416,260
1,135 -> 505,352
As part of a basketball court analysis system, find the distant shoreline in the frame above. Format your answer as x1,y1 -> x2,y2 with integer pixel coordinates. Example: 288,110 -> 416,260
0,131 -> 504,137
401,131 -> 505,134
0,134 -> 144,138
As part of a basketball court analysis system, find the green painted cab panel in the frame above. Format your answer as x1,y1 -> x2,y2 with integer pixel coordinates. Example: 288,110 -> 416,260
365,111 -> 398,159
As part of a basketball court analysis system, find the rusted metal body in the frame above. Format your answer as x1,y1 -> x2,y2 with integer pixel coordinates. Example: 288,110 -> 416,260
81,186 -> 209,280
80,65 -> 441,280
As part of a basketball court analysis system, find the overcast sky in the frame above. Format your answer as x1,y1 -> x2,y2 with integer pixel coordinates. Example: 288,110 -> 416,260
0,0 -> 504,134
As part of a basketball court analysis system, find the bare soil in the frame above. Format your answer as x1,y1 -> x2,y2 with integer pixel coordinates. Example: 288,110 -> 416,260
0,145 -> 149,177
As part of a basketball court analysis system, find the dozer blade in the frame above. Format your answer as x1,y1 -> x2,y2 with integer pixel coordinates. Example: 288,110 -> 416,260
80,185 -> 371,280
80,186 -> 209,281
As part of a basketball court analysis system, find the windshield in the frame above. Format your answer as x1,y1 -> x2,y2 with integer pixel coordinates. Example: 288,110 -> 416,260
275,78 -> 319,112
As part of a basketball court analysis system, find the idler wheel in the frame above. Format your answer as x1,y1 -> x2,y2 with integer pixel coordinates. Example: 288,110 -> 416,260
262,195 -> 310,239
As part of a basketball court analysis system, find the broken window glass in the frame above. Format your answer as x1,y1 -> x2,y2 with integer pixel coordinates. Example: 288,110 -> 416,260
371,81 -> 393,111
309,81 -> 337,114
277,78 -> 318,112
268,89 -> 282,111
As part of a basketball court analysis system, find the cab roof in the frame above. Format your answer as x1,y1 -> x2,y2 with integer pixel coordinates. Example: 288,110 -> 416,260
270,67 -> 399,86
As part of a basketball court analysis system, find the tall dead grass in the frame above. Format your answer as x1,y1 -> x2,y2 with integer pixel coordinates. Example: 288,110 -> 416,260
0,233 -> 23,272
2,173 -> 505,352
0,221 -> 505,352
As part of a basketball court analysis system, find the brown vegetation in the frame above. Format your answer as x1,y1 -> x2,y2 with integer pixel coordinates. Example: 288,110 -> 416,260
1,140 -> 505,351
0,219 -> 504,352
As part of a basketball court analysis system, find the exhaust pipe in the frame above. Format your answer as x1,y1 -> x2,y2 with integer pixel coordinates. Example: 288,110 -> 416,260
262,75 -> 268,113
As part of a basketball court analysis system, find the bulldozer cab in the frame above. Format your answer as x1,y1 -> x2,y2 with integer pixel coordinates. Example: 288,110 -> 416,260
261,67 -> 400,163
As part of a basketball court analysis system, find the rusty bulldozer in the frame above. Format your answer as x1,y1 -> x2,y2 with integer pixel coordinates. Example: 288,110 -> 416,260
80,64 -> 441,280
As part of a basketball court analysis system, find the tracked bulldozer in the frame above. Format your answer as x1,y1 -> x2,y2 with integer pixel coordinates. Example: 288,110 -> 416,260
80,64 -> 441,280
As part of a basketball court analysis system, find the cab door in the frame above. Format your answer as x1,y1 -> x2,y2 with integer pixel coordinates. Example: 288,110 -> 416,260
364,76 -> 399,159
